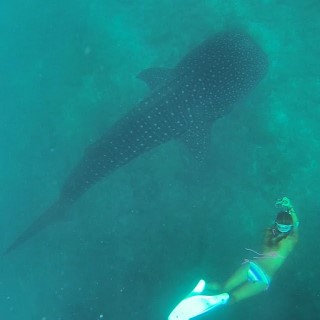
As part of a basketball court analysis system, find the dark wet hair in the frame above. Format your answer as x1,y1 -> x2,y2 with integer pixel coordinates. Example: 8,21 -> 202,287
275,211 -> 293,226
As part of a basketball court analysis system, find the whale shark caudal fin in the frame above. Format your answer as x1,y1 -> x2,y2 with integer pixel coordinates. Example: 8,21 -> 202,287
4,199 -> 72,255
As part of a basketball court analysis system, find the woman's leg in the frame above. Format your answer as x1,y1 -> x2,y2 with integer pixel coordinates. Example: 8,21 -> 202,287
228,281 -> 268,303
223,263 -> 249,292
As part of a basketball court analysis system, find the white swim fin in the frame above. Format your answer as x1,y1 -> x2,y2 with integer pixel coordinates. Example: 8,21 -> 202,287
168,280 -> 229,320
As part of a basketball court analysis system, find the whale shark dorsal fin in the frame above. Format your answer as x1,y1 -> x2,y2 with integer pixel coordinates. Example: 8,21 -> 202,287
137,67 -> 173,90
180,122 -> 212,162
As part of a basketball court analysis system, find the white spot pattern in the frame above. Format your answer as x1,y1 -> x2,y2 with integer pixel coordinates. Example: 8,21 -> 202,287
61,30 -> 267,199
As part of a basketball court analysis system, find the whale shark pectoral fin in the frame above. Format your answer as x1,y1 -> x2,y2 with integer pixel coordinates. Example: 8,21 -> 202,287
180,122 -> 212,162
137,67 -> 174,90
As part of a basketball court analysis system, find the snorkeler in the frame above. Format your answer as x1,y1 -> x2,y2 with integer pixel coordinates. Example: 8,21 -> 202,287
217,196 -> 299,304
168,197 -> 299,320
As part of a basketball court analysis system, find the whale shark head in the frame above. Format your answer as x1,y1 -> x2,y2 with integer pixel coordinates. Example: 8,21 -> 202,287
175,29 -> 268,114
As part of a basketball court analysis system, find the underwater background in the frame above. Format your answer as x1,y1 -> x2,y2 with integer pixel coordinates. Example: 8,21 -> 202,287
1,0 -> 319,319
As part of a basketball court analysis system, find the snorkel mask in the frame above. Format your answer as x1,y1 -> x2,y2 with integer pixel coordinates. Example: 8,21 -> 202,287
275,222 -> 293,233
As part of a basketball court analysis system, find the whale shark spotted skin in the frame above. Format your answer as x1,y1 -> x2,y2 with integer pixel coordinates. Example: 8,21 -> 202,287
6,30 -> 268,253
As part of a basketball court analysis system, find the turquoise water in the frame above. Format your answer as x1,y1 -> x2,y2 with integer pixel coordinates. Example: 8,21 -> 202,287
1,1 -> 319,319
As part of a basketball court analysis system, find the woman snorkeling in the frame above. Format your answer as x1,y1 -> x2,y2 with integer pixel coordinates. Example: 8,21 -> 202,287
168,197 -> 299,319
218,196 -> 299,304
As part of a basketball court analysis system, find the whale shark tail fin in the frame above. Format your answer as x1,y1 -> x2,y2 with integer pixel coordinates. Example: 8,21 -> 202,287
4,198 -> 71,255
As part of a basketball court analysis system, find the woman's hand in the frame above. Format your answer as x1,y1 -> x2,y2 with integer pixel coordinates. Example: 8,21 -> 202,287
275,197 -> 293,210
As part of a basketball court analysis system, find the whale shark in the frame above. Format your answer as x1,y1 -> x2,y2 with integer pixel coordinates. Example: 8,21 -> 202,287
6,29 -> 268,253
